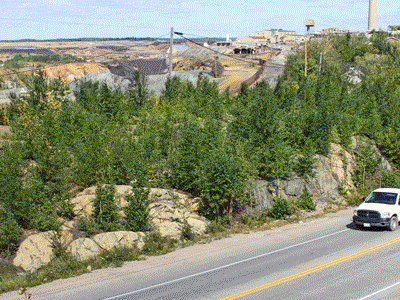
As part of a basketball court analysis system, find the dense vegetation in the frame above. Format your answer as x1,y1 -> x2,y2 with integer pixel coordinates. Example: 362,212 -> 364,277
1,53 -> 85,69
0,31 -> 400,259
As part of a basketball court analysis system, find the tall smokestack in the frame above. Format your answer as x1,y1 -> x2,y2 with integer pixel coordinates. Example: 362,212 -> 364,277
368,0 -> 377,31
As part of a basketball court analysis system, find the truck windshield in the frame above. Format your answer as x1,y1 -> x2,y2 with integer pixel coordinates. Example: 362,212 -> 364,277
365,192 -> 398,205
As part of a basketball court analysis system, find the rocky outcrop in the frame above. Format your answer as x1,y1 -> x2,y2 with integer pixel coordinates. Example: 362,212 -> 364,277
13,229 -> 147,271
148,189 -> 209,238
92,231 -> 145,251
13,231 -> 56,272
12,187 -> 208,271
66,238 -> 102,262
252,137 -> 392,209
68,186 -> 208,238
68,185 -> 131,218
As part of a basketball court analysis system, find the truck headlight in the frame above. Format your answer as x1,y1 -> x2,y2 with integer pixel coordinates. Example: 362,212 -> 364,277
381,212 -> 390,218
353,210 -> 358,216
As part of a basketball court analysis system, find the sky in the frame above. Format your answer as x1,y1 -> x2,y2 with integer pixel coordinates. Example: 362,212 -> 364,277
0,0 -> 399,40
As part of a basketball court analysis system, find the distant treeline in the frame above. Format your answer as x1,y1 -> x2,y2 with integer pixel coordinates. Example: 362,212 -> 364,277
1,54 -> 85,69
0,37 -> 166,43
0,36 -> 235,43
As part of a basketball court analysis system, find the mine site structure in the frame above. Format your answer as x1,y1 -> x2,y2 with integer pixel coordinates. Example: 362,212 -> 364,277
304,19 -> 315,78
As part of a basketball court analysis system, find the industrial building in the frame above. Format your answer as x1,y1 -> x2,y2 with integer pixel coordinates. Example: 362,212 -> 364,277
320,28 -> 349,35
254,29 -> 298,43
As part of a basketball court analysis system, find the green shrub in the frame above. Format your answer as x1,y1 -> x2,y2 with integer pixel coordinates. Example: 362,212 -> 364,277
77,217 -> 100,237
238,214 -> 250,225
381,172 -> 399,188
141,231 -> 177,255
0,260 -> 19,279
33,213 -> 59,232
295,188 -> 316,211
99,246 -> 140,268
0,210 -> 21,255
268,198 -> 292,220
347,194 -> 364,206
198,148 -> 251,220
259,209 -> 272,223
56,200 -> 75,220
180,221 -> 195,241
293,142 -> 316,178
217,215 -> 232,227
124,183 -> 150,232
92,183 -> 121,231
205,220 -> 226,234
352,145 -> 381,187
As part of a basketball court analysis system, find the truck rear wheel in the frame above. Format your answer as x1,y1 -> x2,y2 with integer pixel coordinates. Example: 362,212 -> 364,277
388,216 -> 398,231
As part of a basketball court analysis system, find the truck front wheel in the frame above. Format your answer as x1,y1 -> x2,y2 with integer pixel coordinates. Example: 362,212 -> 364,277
388,216 -> 398,231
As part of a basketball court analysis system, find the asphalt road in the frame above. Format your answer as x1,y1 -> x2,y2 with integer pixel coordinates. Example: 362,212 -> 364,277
3,207 -> 400,300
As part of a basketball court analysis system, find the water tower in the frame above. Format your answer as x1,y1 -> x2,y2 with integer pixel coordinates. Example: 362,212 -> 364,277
305,19 -> 315,35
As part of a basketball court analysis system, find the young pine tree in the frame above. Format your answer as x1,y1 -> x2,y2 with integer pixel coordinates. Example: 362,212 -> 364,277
124,181 -> 150,232
93,183 -> 120,231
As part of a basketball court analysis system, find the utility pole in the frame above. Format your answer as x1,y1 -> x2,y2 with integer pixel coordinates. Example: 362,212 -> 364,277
304,37 -> 308,77
318,52 -> 323,74
304,20 -> 315,78
169,27 -> 174,78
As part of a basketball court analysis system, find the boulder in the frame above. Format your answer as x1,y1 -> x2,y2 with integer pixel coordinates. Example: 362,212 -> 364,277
92,231 -> 143,251
66,238 -> 101,261
13,231 -> 56,272
155,221 -> 183,238
149,188 -> 201,212
68,194 -> 95,217
57,218 -> 76,248
148,200 -> 209,238
187,217 -> 209,235
285,178 -> 304,197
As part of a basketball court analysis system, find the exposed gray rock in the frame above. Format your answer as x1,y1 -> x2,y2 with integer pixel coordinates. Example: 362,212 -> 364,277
251,138 -> 392,209
285,178 -> 304,197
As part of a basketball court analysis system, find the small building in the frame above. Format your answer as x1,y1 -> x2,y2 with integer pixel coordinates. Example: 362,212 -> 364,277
387,37 -> 400,43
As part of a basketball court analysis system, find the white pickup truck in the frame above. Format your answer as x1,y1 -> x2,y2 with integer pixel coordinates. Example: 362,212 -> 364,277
353,188 -> 400,231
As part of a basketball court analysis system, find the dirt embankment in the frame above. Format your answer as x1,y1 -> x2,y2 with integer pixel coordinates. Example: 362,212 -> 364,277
43,63 -> 110,83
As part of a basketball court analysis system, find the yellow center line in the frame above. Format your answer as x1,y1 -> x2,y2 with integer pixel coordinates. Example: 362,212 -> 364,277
218,236 -> 400,300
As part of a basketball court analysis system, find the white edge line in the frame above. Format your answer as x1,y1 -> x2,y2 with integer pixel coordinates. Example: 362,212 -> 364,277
357,281 -> 400,300
104,228 -> 350,300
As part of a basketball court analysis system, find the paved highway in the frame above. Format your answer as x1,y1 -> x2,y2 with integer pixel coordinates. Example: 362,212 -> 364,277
2,207 -> 400,300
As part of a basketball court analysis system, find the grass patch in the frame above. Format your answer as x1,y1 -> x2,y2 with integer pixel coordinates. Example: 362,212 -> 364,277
141,231 -> 178,256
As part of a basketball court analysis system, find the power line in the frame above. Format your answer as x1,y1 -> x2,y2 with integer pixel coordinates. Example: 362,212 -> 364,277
174,32 -> 264,65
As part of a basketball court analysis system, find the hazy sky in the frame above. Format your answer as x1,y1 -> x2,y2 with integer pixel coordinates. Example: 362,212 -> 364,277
0,0 -> 398,40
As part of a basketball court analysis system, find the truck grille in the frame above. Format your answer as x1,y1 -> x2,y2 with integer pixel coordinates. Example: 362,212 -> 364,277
358,210 -> 380,219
